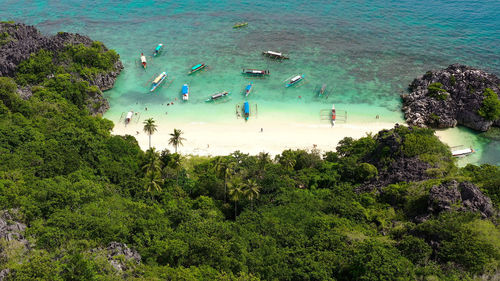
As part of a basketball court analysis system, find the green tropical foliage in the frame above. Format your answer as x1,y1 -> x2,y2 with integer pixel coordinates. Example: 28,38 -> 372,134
478,88 -> 500,121
0,45 -> 499,280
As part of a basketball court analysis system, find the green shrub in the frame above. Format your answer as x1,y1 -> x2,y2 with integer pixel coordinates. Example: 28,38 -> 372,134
478,88 -> 500,121
449,75 -> 456,86
427,82 -> 448,100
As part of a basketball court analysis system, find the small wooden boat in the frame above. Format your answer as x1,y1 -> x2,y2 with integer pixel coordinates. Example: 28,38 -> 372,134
233,22 -> 248,28
285,74 -> 304,87
452,147 -> 475,157
150,72 -> 167,92
154,43 -> 163,56
188,63 -> 207,75
243,101 -> 250,121
125,111 -> 134,124
262,51 -> 289,60
242,69 -> 270,76
182,84 -> 189,101
140,53 -> 147,69
319,84 -> 327,97
206,91 -> 229,102
245,83 -> 253,97
331,104 -> 336,127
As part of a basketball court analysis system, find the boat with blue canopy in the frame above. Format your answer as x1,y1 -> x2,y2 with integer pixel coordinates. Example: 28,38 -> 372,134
150,72 -> 167,92
243,101 -> 250,121
153,43 -> 163,56
188,63 -> 207,75
245,83 -> 253,96
182,84 -> 189,101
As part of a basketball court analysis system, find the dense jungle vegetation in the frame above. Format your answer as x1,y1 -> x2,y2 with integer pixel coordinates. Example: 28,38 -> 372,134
0,43 -> 499,280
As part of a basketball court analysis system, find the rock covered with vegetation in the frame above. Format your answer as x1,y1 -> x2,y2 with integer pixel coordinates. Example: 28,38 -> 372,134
402,64 -> 500,131
0,22 -> 122,115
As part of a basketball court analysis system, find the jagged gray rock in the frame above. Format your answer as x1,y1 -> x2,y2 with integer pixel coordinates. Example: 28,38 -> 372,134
402,64 -> 500,132
91,242 -> 141,272
428,180 -> 494,218
0,22 -> 123,115
0,210 -> 28,245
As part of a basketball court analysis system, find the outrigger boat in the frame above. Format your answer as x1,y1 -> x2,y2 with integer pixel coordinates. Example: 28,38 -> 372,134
285,74 -> 305,87
331,104 -> 336,126
140,53 -> 147,69
188,63 -> 207,75
125,111 -> 134,124
243,101 -> 250,121
245,83 -> 253,96
150,72 -> 167,92
451,147 -> 475,157
262,51 -> 289,60
182,84 -> 189,101
319,84 -> 327,97
154,43 -> 163,56
233,22 -> 248,28
242,69 -> 270,76
206,91 -> 229,102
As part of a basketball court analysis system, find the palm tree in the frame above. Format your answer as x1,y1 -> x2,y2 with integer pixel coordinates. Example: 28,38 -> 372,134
168,128 -> 186,153
167,153 -> 183,185
144,170 -> 163,201
215,159 -> 235,202
143,118 -> 158,148
228,176 -> 244,218
142,148 -> 162,175
244,179 -> 260,210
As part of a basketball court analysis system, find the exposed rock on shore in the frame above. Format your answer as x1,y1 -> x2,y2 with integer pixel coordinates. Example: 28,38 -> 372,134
0,22 -> 123,115
401,64 -> 500,131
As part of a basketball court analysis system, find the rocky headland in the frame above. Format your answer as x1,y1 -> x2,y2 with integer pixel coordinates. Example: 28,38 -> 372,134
401,64 -> 500,132
0,22 -> 123,115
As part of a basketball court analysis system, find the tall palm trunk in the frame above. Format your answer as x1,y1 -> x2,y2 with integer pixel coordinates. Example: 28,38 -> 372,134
149,135 -> 152,148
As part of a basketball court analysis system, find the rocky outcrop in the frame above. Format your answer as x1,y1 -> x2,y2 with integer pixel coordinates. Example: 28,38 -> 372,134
0,22 -> 123,115
428,180 -> 494,218
401,64 -> 500,132
91,242 -> 141,272
358,125 -> 434,192
0,210 -> 28,247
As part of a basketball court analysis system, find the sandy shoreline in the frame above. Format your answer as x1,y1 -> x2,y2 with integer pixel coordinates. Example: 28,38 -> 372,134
112,115 -> 401,156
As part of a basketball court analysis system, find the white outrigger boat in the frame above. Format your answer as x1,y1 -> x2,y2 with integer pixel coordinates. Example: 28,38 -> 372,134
125,111 -> 134,124
206,91 -> 229,102
285,74 -> 305,87
150,72 -> 167,92
451,147 -> 475,157
140,53 -> 147,69
182,84 -> 189,101
262,51 -> 289,60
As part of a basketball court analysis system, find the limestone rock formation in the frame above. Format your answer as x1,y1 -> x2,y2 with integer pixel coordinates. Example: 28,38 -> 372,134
402,64 -> 500,131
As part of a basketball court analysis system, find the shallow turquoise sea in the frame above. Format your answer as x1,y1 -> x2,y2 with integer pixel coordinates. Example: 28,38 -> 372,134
1,0 -> 499,164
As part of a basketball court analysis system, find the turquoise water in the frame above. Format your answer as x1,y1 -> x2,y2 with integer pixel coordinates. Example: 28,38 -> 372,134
1,0 -> 499,164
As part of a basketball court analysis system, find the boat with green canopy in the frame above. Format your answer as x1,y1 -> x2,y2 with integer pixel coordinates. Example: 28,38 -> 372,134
188,63 -> 207,75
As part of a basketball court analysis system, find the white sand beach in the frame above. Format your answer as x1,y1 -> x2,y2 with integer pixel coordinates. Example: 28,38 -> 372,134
113,114 -> 400,156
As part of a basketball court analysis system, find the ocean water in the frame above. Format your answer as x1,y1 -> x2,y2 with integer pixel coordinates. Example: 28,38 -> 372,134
1,0 -> 499,164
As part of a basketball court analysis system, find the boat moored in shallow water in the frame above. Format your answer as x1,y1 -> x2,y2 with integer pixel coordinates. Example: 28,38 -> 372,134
206,91 -> 229,102
243,101 -> 250,121
242,69 -> 270,76
262,51 -> 289,60
285,74 -> 304,87
188,63 -> 207,75
233,22 -> 248,28
150,72 -> 167,92
140,53 -> 147,69
125,111 -> 133,124
182,84 -> 189,101
154,43 -> 163,56
245,83 -> 253,96
331,104 -> 336,126
452,147 -> 475,157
